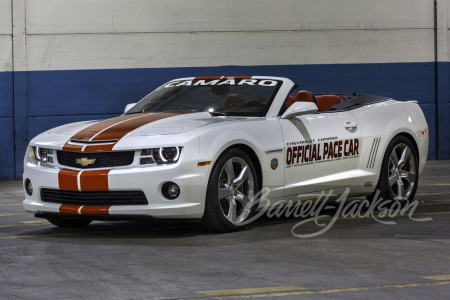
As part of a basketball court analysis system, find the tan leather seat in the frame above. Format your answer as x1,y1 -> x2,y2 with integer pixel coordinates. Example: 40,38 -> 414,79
225,94 -> 244,109
295,90 -> 315,103
285,90 -> 316,108
315,95 -> 343,111
285,96 -> 296,108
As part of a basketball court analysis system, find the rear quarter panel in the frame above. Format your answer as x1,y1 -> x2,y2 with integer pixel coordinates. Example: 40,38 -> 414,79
350,101 -> 428,194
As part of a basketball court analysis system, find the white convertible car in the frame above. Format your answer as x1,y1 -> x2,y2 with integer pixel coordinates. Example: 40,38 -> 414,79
23,76 -> 428,232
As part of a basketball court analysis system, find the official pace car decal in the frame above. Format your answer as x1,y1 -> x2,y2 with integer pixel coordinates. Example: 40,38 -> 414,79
286,137 -> 359,168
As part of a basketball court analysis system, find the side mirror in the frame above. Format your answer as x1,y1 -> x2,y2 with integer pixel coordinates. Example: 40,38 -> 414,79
281,101 -> 318,119
124,103 -> 137,113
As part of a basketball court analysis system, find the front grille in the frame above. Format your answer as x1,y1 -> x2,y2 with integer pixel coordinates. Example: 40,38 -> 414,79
41,189 -> 148,206
57,150 -> 135,169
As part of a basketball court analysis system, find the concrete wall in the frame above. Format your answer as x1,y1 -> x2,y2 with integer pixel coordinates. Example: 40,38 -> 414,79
0,0 -> 14,180
0,0 -> 448,179
25,0 -> 434,69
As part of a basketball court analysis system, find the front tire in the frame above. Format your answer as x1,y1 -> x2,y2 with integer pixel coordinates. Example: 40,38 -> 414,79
46,216 -> 93,228
371,136 -> 419,202
201,149 -> 259,232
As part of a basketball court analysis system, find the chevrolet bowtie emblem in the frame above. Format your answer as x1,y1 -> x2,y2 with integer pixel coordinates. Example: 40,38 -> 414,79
75,157 -> 96,166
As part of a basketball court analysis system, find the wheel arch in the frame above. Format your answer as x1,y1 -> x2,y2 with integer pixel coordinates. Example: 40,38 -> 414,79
389,132 -> 420,165
371,131 -> 420,201
216,143 -> 263,191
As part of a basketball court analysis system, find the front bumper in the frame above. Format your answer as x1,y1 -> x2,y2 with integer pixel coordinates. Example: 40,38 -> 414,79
23,161 -> 210,219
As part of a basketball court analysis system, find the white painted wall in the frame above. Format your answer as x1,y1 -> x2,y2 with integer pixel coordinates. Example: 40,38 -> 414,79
0,0 -> 12,71
0,0 -> 11,34
26,0 -> 433,33
26,30 -> 434,71
21,0 -> 435,71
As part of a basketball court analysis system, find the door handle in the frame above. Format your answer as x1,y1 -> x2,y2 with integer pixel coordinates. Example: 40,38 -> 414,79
345,122 -> 357,132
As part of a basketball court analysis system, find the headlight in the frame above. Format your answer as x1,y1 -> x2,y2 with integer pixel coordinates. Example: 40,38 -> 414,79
32,147 -> 55,164
140,147 -> 182,165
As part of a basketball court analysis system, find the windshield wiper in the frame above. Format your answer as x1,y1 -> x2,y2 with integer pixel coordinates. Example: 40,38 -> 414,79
189,109 -> 227,116
208,111 -> 227,116
125,110 -> 145,115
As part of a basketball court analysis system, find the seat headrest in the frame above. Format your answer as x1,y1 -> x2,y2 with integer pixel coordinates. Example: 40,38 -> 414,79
225,94 -> 244,109
295,90 -> 315,103
315,95 -> 343,111
285,96 -> 296,108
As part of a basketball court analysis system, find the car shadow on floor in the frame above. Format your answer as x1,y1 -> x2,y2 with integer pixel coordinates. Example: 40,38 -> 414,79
17,197 -> 450,246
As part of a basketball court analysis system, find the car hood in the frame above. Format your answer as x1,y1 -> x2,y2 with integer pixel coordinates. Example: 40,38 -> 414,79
32,111 -> 247,148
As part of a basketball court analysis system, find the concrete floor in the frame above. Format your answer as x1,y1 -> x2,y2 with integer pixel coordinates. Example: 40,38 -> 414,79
0,161 -> 449,300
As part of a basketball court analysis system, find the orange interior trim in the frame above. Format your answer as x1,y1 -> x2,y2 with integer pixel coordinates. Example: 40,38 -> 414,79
285,96 -> 296,108
295,90 -> 315,103
315,95 -> 343,111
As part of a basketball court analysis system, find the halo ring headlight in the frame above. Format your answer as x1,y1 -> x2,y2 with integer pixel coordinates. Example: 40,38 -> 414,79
159,148 -> 168,163
140,147 -> 182,165
35,147 -> 42,160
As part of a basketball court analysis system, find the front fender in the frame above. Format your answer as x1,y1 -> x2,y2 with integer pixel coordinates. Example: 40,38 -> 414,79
197,118 -> 285,199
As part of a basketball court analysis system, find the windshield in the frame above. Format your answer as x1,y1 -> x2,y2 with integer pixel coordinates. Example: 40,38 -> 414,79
126,78 -> 282,117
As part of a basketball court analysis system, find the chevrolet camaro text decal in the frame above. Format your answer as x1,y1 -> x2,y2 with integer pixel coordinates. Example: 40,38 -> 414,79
163,78 -> 278,88
286,138 -> 359,167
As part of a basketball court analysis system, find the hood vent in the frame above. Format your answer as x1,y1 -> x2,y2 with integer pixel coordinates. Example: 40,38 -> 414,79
70,139 -> 118,145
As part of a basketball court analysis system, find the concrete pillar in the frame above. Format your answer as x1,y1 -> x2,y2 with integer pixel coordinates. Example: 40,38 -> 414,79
12,0 -> 27,178
436,0 -> 449,159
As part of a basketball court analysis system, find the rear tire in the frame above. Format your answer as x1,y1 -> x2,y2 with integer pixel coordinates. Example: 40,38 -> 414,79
369,136 -> 419,203
46,216 -> 93,228
201,149 -> 259,232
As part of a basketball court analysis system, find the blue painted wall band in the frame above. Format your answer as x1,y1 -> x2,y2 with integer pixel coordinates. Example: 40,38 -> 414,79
13,71 -> 28,181
437,62 -> 449,159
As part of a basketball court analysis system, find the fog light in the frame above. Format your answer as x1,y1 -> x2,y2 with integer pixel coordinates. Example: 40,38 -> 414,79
25,179 -> 33,196
162,182 -> 180,200
168,184 -> 179,197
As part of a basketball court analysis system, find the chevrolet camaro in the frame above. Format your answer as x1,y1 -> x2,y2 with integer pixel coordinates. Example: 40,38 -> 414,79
23,76 -> 428,232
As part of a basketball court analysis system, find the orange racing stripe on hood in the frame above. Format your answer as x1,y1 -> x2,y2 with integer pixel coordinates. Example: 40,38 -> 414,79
62,111 -> 194,152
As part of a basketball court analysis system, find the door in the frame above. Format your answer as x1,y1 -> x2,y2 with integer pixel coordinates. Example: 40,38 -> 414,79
280,111 -> 362,196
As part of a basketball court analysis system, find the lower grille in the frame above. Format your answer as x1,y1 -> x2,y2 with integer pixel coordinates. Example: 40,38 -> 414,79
41,189 -> 148,206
